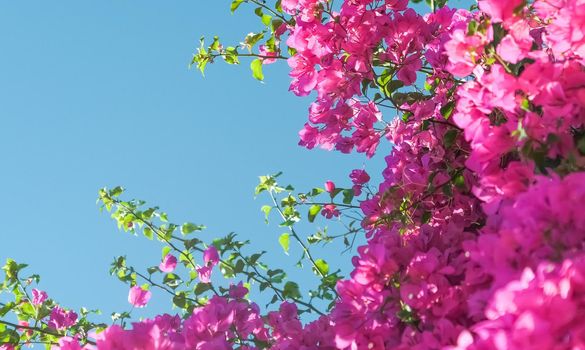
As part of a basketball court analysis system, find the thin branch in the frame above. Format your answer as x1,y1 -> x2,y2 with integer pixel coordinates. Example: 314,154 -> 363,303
0,319 -> 96,346
301,201 -> 360,209
132,270 -> 204,307
248,0 -> 289,22
268,192 -> 340,299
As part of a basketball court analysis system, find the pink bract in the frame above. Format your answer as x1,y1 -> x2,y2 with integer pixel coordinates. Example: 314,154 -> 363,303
128,286 -> 152,308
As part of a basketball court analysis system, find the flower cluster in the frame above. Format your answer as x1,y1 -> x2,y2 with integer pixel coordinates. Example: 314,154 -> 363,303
277,0 -> 585,347
41,0 -> 585,348
452,254 -> 585,349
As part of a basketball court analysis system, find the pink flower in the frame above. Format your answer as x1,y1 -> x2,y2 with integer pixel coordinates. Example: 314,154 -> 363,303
298,123 -> 319,149
258,45 -> 278,65
197,265 -> 213,284
128,286 -> 151,308
445,28 -> 488,77
53,337 -> 84,350
396,56 -> 422,85
321,204 -> 340,219
350,169 -> 370,185
48,306 -> 78,330
478,0 -> 524,23
203,246 -> 219,267
159,253 -> 177,273
287,55 -> 318,96
32,288 -> 48,305
280,0 -> 299,14
229,282 -> 248,298
325,180 -> 336,193
18,321 -> 33,337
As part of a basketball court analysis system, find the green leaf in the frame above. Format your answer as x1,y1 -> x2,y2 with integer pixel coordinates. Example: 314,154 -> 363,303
0,302 -> 15,317
194,282 -> 212,295
162,246 -> 171,260
310,187 -> 325,196
110,186 -> 124,197
421,211 -> 432,224
308,205 -> 321,223
179,250 -> 194,266
442,183 -> 453,197
230,0 -> 244,13
424,80 -> 433,91
20,301 -> 35,318
220,261 -> 235,278
342,189 -> 354,204
440,101 -> 455,119
250,59 -> 264,81
330,188 -> 344,199
244,32 -> 265,48
181,222 -> 204,235
143,227 -> 153,240
261,205 -> 272,223
453,174 -> 466,190
467,20 -> 478,35
254,7 -> 272,26
142,207 -> 156,220
224,46 -> 240,65
184,238 -> 200,250
234,259 -> 245,273
314,259 -> 329,276
163,273 -> 181,289
392,92 -> 427,106
282,281 -> 301,299
520,97 -> 531,112
271,19 -> 284,33
261,13 -> 272,26
278,233 -> 290,254
443,129 -> 459,149
173,293 -> 187,309
383,80 -> 404,97
402,111 -> 413,122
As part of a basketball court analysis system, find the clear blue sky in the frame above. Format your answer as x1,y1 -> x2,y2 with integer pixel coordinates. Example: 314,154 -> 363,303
0,1 -> 389,323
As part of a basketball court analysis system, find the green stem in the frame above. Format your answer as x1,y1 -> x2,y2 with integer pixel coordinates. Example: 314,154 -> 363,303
268,192 -> 340,299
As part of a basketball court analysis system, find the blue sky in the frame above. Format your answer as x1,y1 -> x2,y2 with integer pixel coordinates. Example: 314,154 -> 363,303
0,1 -> 389,323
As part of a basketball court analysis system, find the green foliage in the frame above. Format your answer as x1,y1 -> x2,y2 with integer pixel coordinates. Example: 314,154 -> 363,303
278,233 -> 290,254
231,0 -> 245,12
181,222 -> 205,235
313,259 -> 329,276
308,204 -> 321,223
250,59 -> 264,81
443,129 -> 459,149
440,101 -> 455,119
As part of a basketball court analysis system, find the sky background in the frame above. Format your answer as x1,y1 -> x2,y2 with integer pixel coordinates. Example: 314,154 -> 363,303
0,1 -> 390,324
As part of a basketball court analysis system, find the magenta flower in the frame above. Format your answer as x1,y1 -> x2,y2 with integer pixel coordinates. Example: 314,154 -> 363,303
196,265 -> 212,284
324,180 -> 336,193
128,286 -> 152,308
56,337 -> 84,350
31,288 -> 48,305
258,45 -> 278,65
48,306 -> 78,330
159,253 -> 177,273
203,246 -> 219,267
321,204 -> 340,219
228,282 -> 248,298
349,169 -> 370,185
